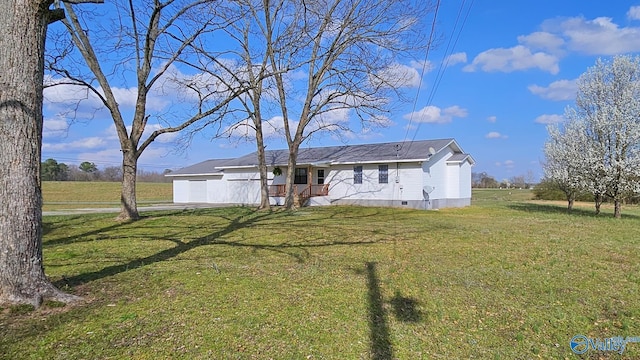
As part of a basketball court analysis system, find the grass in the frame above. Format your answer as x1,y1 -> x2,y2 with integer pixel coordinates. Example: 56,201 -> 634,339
42,181 -> 172,211
2,189 -> 640,358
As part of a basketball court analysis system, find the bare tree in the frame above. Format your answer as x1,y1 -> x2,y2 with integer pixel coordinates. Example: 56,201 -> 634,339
47,0 -> 244,220
0,0 -> 100,307
189,0 -> 277,210
266,0 -> 434,208
209,0 -> 434,209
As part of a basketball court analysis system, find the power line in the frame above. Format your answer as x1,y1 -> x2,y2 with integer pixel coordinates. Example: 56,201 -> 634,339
402,0 -> 442,149
403,0 -> 474,149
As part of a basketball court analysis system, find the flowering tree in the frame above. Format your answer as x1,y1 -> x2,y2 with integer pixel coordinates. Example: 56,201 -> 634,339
576,56 -> 640,218
543,117 -> 588,211
546,55 -> 640,218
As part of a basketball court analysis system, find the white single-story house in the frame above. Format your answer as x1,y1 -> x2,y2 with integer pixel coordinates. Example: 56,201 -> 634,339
166,138 -> 475,209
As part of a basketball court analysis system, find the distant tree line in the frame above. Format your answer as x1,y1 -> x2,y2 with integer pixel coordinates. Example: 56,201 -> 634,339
41,158 -> 172,183
472,171 -> 537,189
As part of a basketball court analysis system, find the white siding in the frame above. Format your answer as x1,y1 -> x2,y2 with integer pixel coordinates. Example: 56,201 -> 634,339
188,180 -> 207,202
445,163 -> 460,198
459,161 -> 472,198
206,178 -> 227,203
325,163 -> 423,203
222,169 -> 261,204
422,148 -> 453,201
173,179 -> 190,203
170,141 -> 472,209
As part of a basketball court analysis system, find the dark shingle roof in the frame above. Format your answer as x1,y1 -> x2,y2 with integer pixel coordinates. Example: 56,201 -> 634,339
168,139 -> 473,175
220,139 -> 461,167
166,158 -> 235,176
447,153 -> 473,163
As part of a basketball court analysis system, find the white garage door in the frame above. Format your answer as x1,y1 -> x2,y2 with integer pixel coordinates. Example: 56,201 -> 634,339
188,180 -> 207,203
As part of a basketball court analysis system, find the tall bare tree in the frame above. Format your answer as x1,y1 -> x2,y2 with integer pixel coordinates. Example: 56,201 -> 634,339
191,0 -> 301,210
0,0 -> 101,307
210,0 -> 433,209
190,0 -> 277,210
48,0 -> 244,220
265,0 -> 433,208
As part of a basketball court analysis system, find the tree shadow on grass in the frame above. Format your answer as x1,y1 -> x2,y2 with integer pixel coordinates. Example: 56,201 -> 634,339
360,262 -> 425,360
53,209 -> 381,289
389,291 -> 422,323
365,262 -> 393,360
507,202 -> 640,219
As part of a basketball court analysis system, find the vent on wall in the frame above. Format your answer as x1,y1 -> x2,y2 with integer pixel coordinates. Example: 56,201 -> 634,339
401,201 -> 408,205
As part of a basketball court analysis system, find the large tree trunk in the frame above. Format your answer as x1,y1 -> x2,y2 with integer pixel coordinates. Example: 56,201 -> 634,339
255,119 -> 270,210
614,199 -> 622,218
118,150 -> 140,221
567,197 -> 574,212
284,143 -> 301,209
257,154 -> 270,210
0,0 -> 80,306
594,193 -> 603,215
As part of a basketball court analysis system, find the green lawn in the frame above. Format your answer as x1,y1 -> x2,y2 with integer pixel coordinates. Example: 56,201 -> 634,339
2,191 -> 640,359
42,181 -> 173,210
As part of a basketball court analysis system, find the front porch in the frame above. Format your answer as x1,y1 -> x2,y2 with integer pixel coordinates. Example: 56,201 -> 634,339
268,184 -> 330,206
268,165 -> 330,206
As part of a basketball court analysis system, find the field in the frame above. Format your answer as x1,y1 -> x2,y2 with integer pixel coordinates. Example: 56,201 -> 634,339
2,188 -> 640,359
42,181 -> 173,211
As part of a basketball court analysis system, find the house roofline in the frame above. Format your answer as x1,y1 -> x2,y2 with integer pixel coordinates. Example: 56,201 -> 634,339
165,172 -> 223,177
216,158 -> 429,170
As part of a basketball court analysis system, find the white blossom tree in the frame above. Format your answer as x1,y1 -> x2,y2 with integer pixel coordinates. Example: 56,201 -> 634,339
543,116 -> 588,211
546,55 -> 640,218
576,56 -> 640,218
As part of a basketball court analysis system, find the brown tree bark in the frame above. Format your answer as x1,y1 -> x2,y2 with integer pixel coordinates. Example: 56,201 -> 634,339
0,0 -> 82,306
118,149 -> 140,221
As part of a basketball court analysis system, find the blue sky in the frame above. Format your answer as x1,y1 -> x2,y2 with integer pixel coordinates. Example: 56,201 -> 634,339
42,1 -> 640,182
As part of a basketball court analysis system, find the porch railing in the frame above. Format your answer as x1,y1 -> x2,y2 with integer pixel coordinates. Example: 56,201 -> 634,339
268,184 -> 329,198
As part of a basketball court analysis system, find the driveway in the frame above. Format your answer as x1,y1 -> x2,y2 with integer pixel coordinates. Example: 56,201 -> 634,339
42,203 -> 227,216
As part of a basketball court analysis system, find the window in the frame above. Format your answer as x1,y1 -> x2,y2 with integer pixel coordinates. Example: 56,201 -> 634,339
353,166 -> 363,184
294,167 -> 307,184
317,169 -> 325,185
378,164 -> 388,184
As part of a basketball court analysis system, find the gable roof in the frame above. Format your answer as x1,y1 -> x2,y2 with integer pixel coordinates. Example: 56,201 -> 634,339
167,139 -> 474,176
446,153 -> 474,164
166,158 -> 235,177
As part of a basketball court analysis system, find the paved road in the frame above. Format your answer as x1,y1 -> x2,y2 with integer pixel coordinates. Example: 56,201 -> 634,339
43,203 -> 227,216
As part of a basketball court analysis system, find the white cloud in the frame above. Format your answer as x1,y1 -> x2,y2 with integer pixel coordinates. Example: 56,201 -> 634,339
528,79 -> 577,101
534,114 -> 564,124
43,137 -> 107,152
628,6 -> 640,21
142,123 -> 180,143
410,60 -> 434,71
485,131 -> 507,139
541,16 -> 640,55
371,63 -> 422,88
445,52 -> 467,66
43,117 -> 69,138
403,105 -> 468,124
487,116 -> 497,123
76,148 -> 122,166
463,45 -> 560,74
496,160 -> 515,168
223,116 -> 298,139
517,31 -> 565,54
